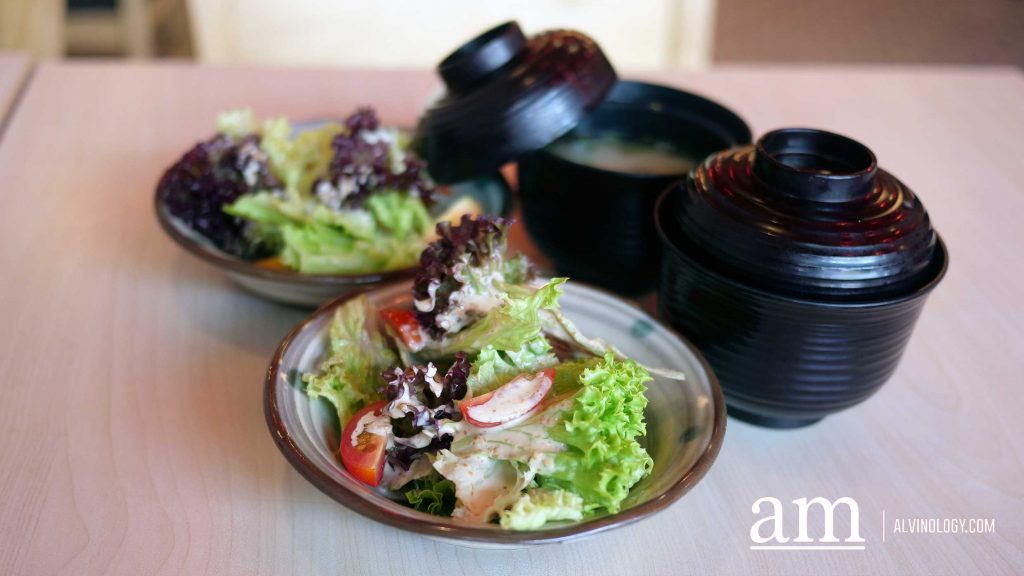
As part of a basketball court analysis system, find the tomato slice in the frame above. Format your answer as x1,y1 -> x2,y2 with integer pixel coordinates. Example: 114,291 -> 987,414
380,309 -> 426,351
460,368 -> 555,427
340,400 -> 388,486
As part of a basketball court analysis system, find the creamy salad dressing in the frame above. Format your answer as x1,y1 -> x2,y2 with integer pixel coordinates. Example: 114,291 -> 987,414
434,453 -> 525,521
383,369 -> 448,450
430,395 -> 575,521
457,425 -> 564,464
234,140 -> 264,178
413,279 -> 440,312
350,409 -> 391,446
362,345 -> 579,522
314,176 -> 359,209
359,127 -> 407,175
382,455 -> 434,491
240,158 -> 262,187
384,377 -> 427,419
419,260 -> 510,334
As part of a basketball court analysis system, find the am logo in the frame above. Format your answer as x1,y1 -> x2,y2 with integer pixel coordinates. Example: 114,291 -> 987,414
750,496 -> 866,550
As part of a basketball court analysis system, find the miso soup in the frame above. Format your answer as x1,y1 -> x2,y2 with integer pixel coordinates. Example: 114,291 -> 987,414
547,135 -> 695,175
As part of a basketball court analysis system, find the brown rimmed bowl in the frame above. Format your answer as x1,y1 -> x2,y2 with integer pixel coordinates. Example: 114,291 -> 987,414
264,280 -> 726,547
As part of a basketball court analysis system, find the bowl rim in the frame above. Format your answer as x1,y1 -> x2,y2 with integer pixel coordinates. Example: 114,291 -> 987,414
153,173 -> 513,287
653,185 -> 950,309
263,279 -> 727,545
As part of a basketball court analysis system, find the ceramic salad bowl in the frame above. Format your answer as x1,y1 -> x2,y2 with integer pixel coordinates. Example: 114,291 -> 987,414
264,280 -> 726,546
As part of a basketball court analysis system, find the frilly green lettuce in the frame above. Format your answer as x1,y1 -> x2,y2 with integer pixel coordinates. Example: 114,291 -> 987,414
403,472 -> 456,516
499,488 -> 584,529
216,108 -> 261,138
222,191 -> 282,220
224,190 -> 429,273
365,190 -> 432,239
278,122 -> 343,202
279,222 -> 425,274
540,354 -> 654,513
551,357 -> 602,396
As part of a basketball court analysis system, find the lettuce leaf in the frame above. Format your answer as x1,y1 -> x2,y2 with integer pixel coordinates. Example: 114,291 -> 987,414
539,354 -> 654,514
216,108 -> 260,138
258,117 -> 296,190
225,189 -> 427,274
303,295 -> 397,425
467,333 -> 558,395
428,278 -> 567,357
365,190 -> 432,238
499,488 -> 584,529
551,357 -> 602,396
278,222 -> 425,274
403,472 -> 456,516
279,122 -> 343,202
307,204 -> 379,240
223,192 -> 294,227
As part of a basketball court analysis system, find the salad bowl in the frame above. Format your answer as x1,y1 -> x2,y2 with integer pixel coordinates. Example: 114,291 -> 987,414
156,174 -> 511,307
265,280 -> 726,547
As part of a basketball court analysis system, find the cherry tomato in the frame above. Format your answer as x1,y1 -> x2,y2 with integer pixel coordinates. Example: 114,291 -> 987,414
380,309 -> 426,351
340,400 -> 388,486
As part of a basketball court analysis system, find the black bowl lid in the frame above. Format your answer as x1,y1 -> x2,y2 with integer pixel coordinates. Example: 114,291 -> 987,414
413,21 -> 617,184
667,128 -> 941,299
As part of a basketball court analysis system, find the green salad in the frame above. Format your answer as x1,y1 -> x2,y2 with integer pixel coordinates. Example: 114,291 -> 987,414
303,215 -> 656,529
158,107 -> 476,274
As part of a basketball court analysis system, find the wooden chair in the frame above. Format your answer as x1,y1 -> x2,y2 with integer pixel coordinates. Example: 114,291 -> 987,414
0,0 -> 65,58
0,0 -> 183,59
186,0 -> 717,69
65,0 -> 183,58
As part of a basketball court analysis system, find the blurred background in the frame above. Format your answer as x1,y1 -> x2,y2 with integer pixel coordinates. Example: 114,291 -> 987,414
1,0 -> 1022,68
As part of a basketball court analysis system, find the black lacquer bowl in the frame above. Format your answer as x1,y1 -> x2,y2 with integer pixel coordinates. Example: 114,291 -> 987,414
655,128 -> 948,428
519,81 -> 751,295
414,21 -> 617,184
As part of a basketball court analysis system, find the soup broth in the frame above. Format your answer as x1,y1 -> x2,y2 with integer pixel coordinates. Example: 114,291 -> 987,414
547,135 -> 695,175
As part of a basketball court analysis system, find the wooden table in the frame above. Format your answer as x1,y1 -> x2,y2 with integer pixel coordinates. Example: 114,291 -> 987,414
0,62 -> 1021,575
0,53 -> 31,131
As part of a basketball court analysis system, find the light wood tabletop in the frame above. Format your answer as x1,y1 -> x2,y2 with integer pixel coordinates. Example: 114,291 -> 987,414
0,52 -> 31,129
0,61 -> 1021,576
